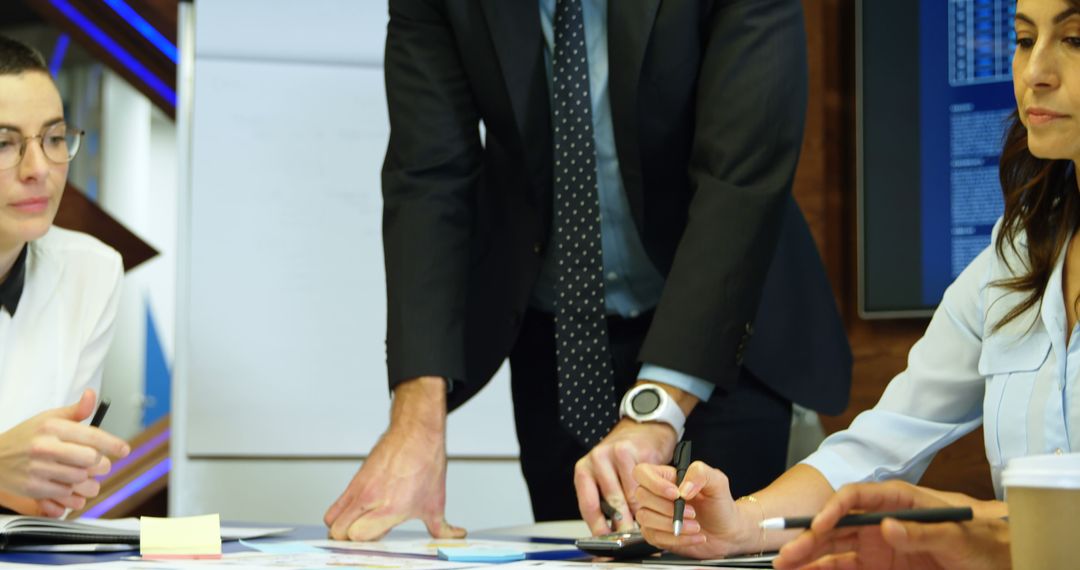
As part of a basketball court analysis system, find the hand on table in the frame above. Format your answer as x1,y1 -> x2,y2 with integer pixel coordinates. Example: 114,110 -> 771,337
0,389 -> 129,518
772,480 -> 1011,570
324,376 -> 465,542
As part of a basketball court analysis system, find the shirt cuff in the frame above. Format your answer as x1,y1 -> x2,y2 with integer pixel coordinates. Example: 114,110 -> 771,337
638,364 -> 715,402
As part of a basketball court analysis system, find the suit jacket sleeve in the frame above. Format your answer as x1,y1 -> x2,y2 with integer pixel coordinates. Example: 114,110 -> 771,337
638,0 -> 809,392
383,0 -> 482,389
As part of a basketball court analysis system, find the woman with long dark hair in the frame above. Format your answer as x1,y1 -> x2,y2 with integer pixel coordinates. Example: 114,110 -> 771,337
631,0 -> 1077,567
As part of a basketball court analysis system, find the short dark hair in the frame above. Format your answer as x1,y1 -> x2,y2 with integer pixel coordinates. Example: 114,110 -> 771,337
0,36 -> 48,76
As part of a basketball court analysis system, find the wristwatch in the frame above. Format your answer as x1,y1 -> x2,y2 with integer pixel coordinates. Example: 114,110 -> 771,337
619,384 -> 687,440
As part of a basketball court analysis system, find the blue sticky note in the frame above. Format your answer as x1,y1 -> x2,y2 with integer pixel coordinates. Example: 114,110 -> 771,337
437,546 -> 527,563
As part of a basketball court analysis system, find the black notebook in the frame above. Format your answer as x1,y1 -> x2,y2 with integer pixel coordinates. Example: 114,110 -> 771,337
0,516 -> 139,549
0,515 -> 292,552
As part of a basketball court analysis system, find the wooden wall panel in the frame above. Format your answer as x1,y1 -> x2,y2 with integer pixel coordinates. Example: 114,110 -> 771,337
54,183 -> 158,272
794,0 -> 994,500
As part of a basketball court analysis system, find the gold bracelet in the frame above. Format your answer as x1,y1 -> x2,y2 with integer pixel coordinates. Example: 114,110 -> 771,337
738,495 -> 766,556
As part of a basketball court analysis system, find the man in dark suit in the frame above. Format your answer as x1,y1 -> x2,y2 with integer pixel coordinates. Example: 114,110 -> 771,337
324,0 -> 851,541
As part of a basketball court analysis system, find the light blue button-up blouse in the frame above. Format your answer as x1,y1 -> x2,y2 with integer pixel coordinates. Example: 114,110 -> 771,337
803,219 -> 1077,499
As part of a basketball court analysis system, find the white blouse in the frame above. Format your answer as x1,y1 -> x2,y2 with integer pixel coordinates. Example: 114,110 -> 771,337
804,219 -> 1077,498
0,227 -> 122,433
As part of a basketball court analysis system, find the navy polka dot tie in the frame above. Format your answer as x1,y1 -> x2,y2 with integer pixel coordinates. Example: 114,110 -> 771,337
551,0 -> 618,447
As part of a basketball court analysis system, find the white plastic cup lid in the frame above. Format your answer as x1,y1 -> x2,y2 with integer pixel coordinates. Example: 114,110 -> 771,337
1003,453 -> 1080,490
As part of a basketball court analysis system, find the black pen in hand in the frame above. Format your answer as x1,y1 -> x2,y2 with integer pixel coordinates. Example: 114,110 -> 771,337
600,499 -> 623,528
672,440 -> 692,536
90,398 -> 110,428
760,507 -> 974,530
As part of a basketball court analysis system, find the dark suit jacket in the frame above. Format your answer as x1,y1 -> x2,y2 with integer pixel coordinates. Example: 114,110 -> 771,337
382,0 -> 852,414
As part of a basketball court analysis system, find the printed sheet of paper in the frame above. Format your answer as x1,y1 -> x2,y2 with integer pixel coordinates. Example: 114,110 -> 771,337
43,550 -> 489,569
497,562 -> 761,570
78,517 -> 292,540
306,537 -> 576,555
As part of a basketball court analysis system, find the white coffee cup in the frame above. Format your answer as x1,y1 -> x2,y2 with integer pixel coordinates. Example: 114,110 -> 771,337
1002,452 -> 1080,570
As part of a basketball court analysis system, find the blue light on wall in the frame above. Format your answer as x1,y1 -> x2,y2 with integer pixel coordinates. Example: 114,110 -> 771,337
48,33 -> 71,77
48,0 -> 177,107
101,0 -> 178,63
144,300 -> 172,427
82,458 -> 171,519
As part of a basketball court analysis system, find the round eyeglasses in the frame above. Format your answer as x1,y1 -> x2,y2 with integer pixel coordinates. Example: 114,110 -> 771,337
0,124 -> 84,171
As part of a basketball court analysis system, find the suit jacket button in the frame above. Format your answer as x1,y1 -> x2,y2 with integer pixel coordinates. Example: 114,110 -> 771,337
532,242 -> 544,255
745,322 -> 754,335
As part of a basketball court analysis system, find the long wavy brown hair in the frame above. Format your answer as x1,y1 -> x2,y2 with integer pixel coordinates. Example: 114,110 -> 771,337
992,111 -> 1080,331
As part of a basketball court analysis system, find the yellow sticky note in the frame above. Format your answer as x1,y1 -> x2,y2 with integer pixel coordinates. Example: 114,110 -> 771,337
140,514 -> 222,559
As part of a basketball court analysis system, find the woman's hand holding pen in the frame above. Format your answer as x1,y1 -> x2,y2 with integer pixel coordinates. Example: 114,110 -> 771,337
0,389 -> 129,517
632,460 -> 757,559
772,480 -> 1011,570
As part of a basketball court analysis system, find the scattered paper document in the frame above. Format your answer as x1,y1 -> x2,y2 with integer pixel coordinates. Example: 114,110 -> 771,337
495,562 -> 689,570
83,517 -> 291,540
140,514 -> 222,559
239,538 -> 325,554
49,550 -> 495,569
644,551 -> 778,568
308,537 -> 574,555
228,551 -> 485,569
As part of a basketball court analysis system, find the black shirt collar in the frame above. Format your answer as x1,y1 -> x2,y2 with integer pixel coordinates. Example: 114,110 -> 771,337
0,245 -> 28,317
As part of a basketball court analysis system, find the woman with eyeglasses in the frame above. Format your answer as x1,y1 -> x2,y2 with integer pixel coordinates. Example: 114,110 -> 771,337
0,36 -> 129,518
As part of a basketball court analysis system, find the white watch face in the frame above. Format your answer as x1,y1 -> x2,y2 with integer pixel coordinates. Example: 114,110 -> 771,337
630,388 -> 662,416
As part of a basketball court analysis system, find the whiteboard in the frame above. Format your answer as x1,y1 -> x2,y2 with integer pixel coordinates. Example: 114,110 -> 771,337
194,0 -> 388,66
184,0 -> 519,458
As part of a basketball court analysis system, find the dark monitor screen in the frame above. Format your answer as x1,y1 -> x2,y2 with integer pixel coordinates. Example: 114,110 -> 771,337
859,0 -> 1016,316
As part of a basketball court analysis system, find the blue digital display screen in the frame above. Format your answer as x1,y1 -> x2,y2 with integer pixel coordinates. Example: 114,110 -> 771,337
919,0 -> 1015,305
860,0 -> 1017,314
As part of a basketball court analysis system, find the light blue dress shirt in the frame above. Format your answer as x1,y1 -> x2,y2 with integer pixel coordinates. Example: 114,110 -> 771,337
533,0 -> 714,402
803,218 -> 1078,499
